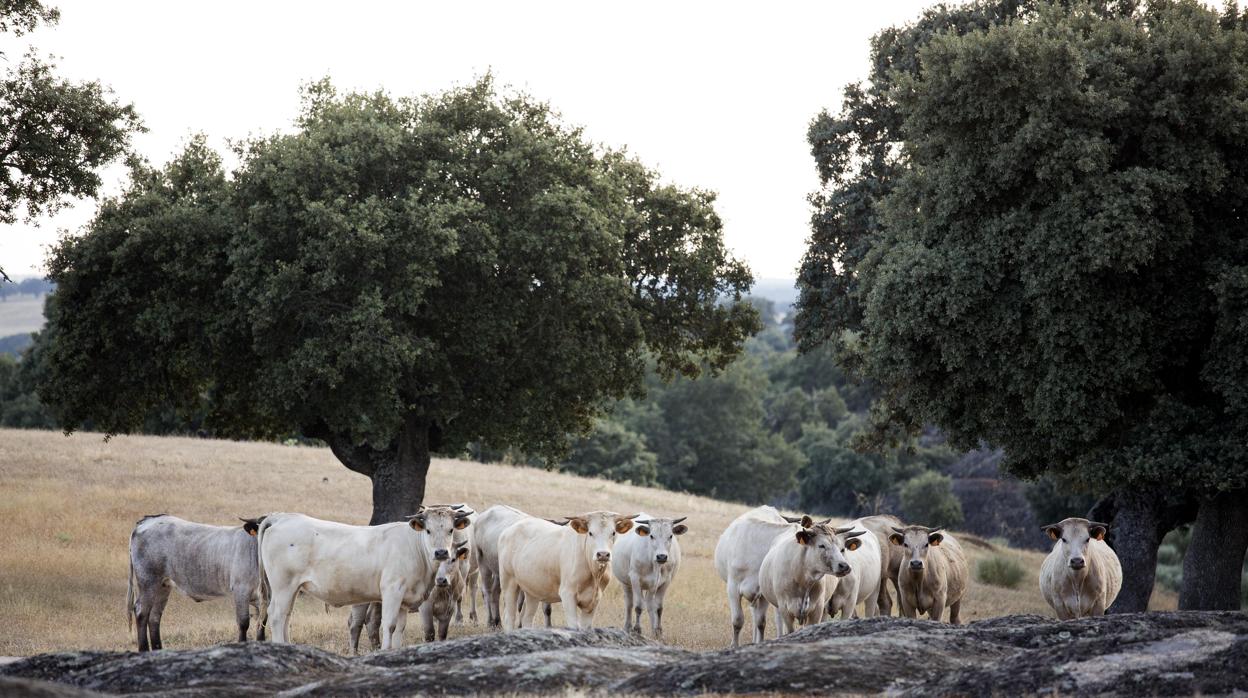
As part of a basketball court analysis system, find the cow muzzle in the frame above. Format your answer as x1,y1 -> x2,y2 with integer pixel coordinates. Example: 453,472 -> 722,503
595,551 -> 611,562
909,560 -> 924,571
435,577 -> 450,587
655,553 -> 668,564
834,562 -> 852,577
434,548 -> 449,561
1069,557 -> 1086,570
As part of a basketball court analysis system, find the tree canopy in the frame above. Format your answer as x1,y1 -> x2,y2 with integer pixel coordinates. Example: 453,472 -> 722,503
796,0 -> 1248,609
0,1 -> 142,281
39,77 -> 759,521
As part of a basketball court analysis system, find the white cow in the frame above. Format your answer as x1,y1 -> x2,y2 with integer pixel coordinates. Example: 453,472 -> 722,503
472,504 -> 552,629
714,506 -> 810,647
611,513 -> 687,638
258,506 -> 469,649
1039,517 -> 1122,619
759,520 -> 866,636
499,511 -> 637,630
825,516 -> 883,620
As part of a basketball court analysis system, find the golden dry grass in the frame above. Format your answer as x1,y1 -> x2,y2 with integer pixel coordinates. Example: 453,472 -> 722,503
0,427 -> 1176,656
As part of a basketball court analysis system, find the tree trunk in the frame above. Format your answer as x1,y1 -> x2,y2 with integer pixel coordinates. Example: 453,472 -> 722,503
1180,491 -> 1248,610
306,414 -> 433,525
1096,488 -> 1193,613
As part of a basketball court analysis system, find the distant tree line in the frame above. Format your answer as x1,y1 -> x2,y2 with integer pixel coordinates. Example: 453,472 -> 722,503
0,278 -> 53,300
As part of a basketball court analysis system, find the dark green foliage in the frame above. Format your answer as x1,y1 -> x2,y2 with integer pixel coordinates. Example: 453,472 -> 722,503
560,420 -> 659,486
1024,476 -> 1101,527
0,353 -> 54,428
797,1 -> 1248,498
0,2 -> 142,282
976,555 -> 1026,589
0,333 -> 32,357
899,471 -> 964,529
38,77 -> 757,519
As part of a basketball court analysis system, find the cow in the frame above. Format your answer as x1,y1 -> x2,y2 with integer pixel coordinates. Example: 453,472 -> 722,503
1039,518 -> 1122,619
126,514 -> 267,652
472,504 -> 552,629
759,520 -> 866,635
258,506 -> 469,649
825,516 -> 883,620
611,513 -> 687,639
420,543 -> 472,641
499,511 -> 637,630
347,504 -> 476,651
887,525 -> 969,624
853,514 -> 904,616
715,506 -> 811,647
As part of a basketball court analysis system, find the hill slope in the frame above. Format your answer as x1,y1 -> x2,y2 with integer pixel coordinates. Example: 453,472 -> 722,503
0,428 -> 1175,655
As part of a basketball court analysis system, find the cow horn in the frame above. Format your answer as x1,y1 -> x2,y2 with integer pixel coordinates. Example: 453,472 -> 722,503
926,527 -> 944,534
623,513 -> 640,520
1088,521 -> 1110,530
891,526 -> 906,534
832,525 -> 856,534
635,519 -> 652,526
672,516 -> 687,524
844,529 -> 867,539
782,515 -> 805,524
817,518 -> 833,526
545,518 -> 569,526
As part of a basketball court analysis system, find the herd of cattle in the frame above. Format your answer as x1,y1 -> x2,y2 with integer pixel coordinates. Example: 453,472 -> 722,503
126,504 -> 1123,652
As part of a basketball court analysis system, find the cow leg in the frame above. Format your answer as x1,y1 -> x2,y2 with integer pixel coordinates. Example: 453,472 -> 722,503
727,581 -> 745,648
267,585 -> 298,644
147,581 -> 173,651
252,602 -> 267,641
421,600 -> 436,643
393,607 -> 409,649
133,577 -> 159,652
929,592 -> 947,623
347,604 -> 367,654
379,596 -> 402,650
949,599 -> 963,625
621,578 -> 635,632
544,602 -> 553,628
467,568 -> 480,624
877,579 -> 893,617
652,581 -> 670,641
558,587 -> 580,630
438,613 -> 451,641
233,590 -> 252,642
750,595 -> 768,644
500,575 -> 522,630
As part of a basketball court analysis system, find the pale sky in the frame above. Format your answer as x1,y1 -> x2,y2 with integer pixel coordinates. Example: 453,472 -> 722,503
3,0 -> 937,281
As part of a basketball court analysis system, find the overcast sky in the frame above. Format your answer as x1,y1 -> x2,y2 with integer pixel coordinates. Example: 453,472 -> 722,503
3,0 -> 938,281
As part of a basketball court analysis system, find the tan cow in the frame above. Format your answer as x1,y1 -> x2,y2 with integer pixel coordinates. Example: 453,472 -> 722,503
887,525 -> 968,624
760,522 -> 865,635
715,506 -> 810,647
1039,518 -> 1122,619
498,511 -> 637,630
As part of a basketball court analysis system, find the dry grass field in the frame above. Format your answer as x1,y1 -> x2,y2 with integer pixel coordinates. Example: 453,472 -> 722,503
0,427 -> 1176,657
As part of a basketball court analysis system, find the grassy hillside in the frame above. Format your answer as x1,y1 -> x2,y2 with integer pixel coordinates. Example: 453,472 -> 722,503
0,294 -> 45,338
0,428 -> 1176,656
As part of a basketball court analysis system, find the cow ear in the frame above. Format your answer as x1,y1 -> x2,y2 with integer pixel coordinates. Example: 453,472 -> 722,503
456,546 -> 470,560
409,516 -> 426,532
635,525 -> 650,537
569,518 -> 589,534
800,515 -> 814,528
795,529 -> 814,545
846,538 -> 861,552
1043,525 -> 1061,541
673,524 -> 688,536
1090,526 -> 1106,541
928,532 -> 943,546
888,533 -> 904,546
454,516 -> 471,530
242,520 -> 260,536
615,518 -> 635,535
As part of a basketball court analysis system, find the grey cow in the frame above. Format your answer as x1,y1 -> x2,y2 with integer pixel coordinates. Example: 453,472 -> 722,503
127,514 -> 266,651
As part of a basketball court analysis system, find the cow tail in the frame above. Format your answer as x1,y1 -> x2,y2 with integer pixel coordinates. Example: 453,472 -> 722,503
255,517 -> 273,629
126,544 -> 136,631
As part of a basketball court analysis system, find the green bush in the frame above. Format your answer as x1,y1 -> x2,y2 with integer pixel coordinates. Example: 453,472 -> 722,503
1156,543 -> 1182,567
976,555 -> 1026,589
899,471 -> 964,529
1154,564 -> 1183,593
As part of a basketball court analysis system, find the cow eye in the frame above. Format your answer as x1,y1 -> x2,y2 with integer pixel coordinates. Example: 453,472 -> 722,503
650,535 -> 655,539
818,544 -> 826,549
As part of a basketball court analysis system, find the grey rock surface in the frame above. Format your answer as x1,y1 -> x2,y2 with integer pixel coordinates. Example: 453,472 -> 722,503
3,614 -> 1246,696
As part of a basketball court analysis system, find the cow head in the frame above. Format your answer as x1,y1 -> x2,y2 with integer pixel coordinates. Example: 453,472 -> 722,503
633,516 -> 689,566
1042,518 -> 1107,572
796,524 -> 863,578
889,525 -> 944,574
239,516 -> 266,536
434,544 -> 471,588
407,506 -> 471,561
565,511 -> 637,566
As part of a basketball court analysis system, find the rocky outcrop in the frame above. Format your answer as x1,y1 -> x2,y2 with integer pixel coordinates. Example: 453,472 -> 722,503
3,614 -> 1246,696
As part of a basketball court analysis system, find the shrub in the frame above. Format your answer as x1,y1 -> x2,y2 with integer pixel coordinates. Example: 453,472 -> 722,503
899,471 -> 964,529
976,555 -> 1026,589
